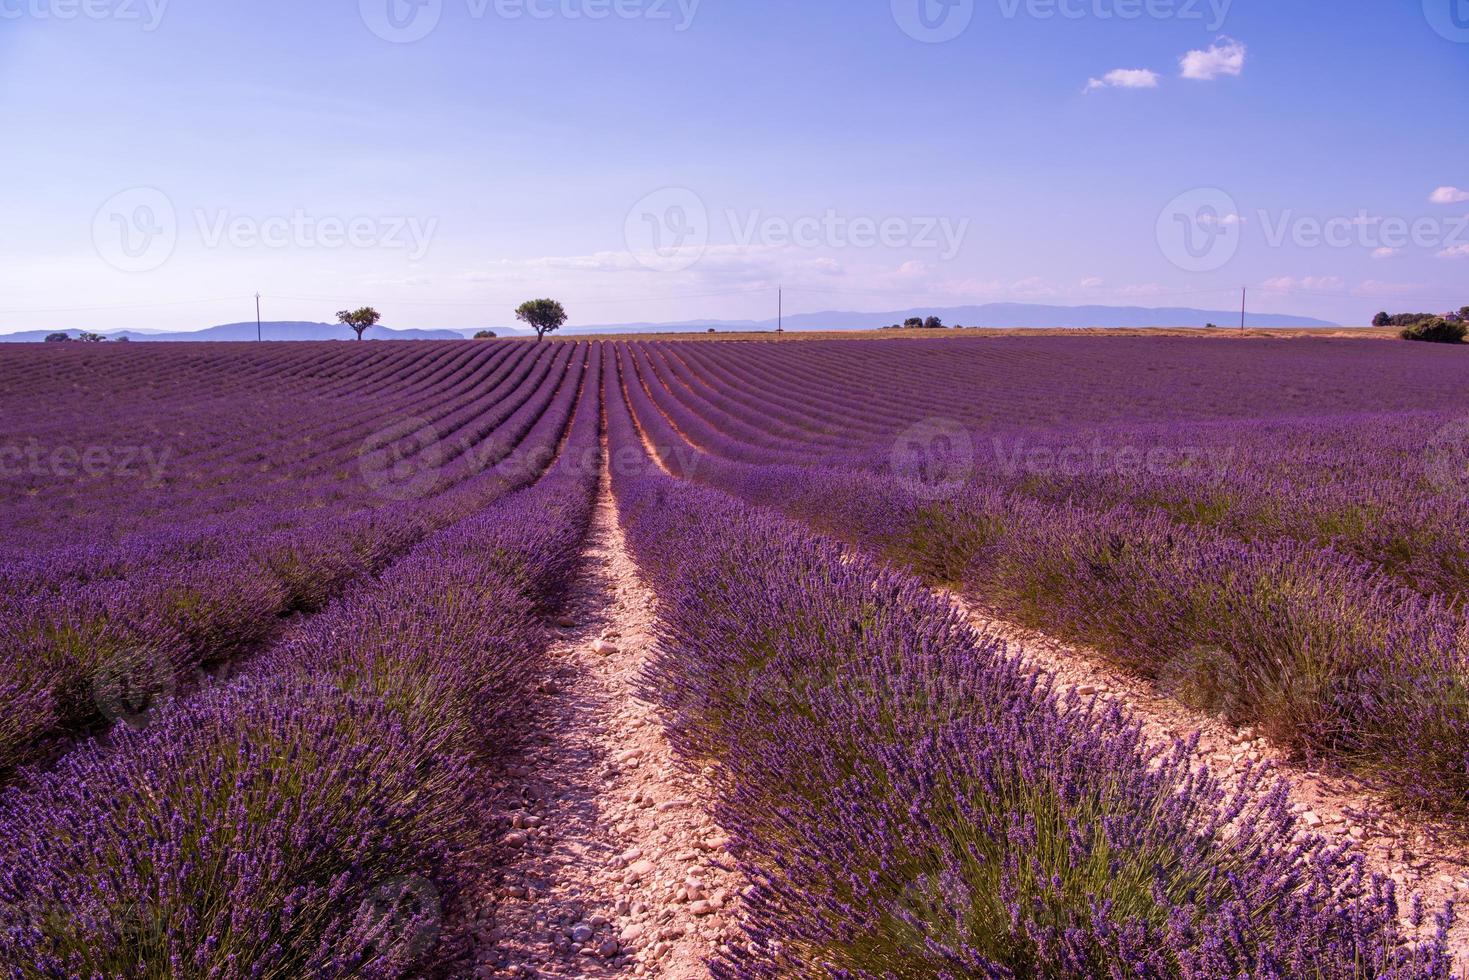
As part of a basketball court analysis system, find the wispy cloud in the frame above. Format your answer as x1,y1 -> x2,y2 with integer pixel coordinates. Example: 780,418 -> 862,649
1354,279 -> 1429,296
1261,276 -> 1345,292
1430,186 -> 1469,204
1085,68 -> 1160,92
1372,247 -> 1401,259
1181,37 -> 1246,80
1439,244 -> 1469,259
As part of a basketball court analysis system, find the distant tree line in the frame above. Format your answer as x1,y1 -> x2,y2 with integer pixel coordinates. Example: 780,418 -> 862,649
1379,307 -> 1469,344
44,332 -> 109,343
883,316 -> 952,330
1374,307 -> 1468,328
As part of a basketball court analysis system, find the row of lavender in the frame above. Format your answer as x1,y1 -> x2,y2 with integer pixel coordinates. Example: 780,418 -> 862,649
603,351 -> 1453,976
0,349 -> 606,977
0,342 -> 540,557
646,342 -> 1469,603
653,337 -> 1469,452
623,342 -> 1469,816
0,343 -> 586,780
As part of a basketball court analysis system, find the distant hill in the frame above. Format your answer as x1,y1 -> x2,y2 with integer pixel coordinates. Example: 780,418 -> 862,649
1,304 -> 1339,343
561,304 -> 1339,334
0,322 -> 464,343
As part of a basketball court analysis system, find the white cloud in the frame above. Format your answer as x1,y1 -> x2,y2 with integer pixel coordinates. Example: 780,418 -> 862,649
1197,211 -> 1244,228
1430,186 -> 1469,205
1085,68 -> 1160,92
1372,247 -> 1400,259
1181,37 -> 1247,81
1079,276 -> 1104,288
1439,244 -> 1469,259
1007,276 -> 1059,297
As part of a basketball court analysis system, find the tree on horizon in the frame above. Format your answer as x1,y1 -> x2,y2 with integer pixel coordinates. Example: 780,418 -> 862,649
515,299 -> 568,342
336,307 -> 382,341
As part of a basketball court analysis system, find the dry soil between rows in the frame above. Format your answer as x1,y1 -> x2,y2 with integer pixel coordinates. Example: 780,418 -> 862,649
457,463 -> 1469,973
943,592 -> 1469,963
468,478 -> 743,978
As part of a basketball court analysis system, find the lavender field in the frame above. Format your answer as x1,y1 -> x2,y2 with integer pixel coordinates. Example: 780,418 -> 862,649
2,335 -> 1467,977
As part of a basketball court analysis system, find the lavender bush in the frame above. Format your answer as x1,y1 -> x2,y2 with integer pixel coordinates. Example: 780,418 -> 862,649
602,357 -> 1453,976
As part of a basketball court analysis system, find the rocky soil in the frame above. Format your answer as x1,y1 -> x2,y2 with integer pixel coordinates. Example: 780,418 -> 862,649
946,592 -> 1469,963
469,482 -> 744,978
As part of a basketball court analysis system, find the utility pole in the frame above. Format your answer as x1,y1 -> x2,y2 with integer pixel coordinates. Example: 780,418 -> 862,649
255,293 -> 263,342
1240,287 -> 1247,333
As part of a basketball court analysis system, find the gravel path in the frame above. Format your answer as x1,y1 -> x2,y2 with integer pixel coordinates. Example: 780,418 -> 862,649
942,591 -> 1469,963
471,477 -> 743,978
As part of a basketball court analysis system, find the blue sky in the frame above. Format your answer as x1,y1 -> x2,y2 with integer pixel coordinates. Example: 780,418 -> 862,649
1,0 -> 1466,332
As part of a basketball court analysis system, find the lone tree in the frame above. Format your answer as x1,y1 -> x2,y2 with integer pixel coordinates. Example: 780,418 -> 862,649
337,307 -> 382,341
924,316 -> 944,330
903,317 -> 924,329
516,299 -> 567,342
44,332 -> 70,343
473,330 -> 498,340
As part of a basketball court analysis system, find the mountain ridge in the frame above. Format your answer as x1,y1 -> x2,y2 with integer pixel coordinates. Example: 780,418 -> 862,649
0,304 -> 1340,342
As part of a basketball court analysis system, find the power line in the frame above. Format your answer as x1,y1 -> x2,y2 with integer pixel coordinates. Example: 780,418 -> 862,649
0,295 -> 248,315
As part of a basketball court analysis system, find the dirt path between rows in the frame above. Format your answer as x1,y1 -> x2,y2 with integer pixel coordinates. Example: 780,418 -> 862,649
469,476 -> 743,978
941,593 -> 1469,963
